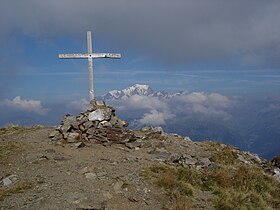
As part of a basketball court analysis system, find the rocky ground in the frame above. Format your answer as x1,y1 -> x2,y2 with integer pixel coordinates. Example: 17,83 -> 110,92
1,101 -> 280,209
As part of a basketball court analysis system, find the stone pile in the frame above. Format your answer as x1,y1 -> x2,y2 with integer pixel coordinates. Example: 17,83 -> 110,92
49,100 -> 136,145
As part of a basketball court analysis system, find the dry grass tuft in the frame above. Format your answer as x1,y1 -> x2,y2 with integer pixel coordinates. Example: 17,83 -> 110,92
0,180 -> 32,199
147,162 -> 280,210
0,141 -> 22,162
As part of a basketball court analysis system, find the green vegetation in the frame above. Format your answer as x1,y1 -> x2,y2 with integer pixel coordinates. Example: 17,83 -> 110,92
146,159 -> 280,209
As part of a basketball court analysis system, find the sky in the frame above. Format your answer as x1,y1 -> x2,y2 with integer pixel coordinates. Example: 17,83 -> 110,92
0,0 -> 280,126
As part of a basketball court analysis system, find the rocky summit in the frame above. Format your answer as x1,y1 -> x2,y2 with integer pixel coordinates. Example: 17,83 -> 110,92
49,100 -> 136,146
1,104 -> 280,209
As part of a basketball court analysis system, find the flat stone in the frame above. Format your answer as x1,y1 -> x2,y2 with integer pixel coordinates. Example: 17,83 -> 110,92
96,100 -> 105,106
88,108 -> 112,122
84,121 -> 93,130
85,172 -> 97,179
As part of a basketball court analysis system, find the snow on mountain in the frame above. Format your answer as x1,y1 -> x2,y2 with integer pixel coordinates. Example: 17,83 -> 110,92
102,84 -> 175,100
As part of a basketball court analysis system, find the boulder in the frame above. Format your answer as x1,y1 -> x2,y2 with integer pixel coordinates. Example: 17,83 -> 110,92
88,108 -> 112,121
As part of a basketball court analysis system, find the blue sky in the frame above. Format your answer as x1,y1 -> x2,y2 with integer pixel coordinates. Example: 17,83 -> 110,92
0,0 -> 280,124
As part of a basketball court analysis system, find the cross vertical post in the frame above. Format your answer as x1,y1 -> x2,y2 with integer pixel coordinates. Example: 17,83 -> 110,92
87,31 -> 94,100
58,31 -> 121,102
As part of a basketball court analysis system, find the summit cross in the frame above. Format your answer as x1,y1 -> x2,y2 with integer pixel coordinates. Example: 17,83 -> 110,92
58,31 -> 121,100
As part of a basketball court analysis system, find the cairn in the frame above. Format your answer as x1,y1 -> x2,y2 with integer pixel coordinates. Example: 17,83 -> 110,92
49,100 -> 136,145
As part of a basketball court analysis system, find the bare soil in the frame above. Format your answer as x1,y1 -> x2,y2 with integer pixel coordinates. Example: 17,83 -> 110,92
0,126 -> 206,210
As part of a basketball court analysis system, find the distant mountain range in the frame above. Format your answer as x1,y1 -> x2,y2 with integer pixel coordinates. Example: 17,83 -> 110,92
100,84 -> 280,159
101,84 -> 187,100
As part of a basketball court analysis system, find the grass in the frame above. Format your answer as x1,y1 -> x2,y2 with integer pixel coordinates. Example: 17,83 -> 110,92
0,180 -> 32,199
0,141 -> 22,162
146,162 -> 280,210
0,125 -> 43,136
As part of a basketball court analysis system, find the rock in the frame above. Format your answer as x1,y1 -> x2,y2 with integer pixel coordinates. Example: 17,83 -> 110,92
60,124 -> 71,133
67,192 -> 85,204
66,132 -> 80,143
2,177 -> 12,187
73,142 -> 86,148
272,154 -> 280,168
125,140 -> 142,149
85,172 -> 97,179
274,168 -> 280,182
102,191 -> 113,200
99,121 -> 112,128
88,108 -> 112,121
197,157 -> 211,168
48,130 -> 60,138
49,130 -> 63,141
84,121 -> 94,130
183,155 -> 197,165
96,100 -> 106,107
113,181 -> 124,193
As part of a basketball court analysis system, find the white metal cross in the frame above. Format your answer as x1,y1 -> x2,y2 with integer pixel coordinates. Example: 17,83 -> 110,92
58,31 -> 121,101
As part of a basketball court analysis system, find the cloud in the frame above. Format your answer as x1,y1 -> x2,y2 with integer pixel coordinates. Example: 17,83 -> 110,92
116,95 -> 168,111
138,110 -> 175,126
1,0 -> 280,68
108,91 -> 232,126
2,96 -> 49,115
67,98 -> 89,111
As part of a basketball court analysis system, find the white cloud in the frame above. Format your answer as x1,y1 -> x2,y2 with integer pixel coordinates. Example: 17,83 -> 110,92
138,110 -> 174,126
116,95 -> 168,111
2,96 -> 49,115
67,98 -> 89,111
108,91 -> 233,125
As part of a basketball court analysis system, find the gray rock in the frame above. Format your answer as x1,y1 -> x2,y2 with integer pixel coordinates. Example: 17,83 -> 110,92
197,157 -> 211,168
85,172 -> 97,179
65,132 -> 80,143
84,121 -> 93,130
2,177 -> 12,187
60,124 -> 71,133
274,168 -> 280,182
88,108 -> 112,121
67,192 -> 85,204
184,156 -> 197,165
125,141 -> 142,149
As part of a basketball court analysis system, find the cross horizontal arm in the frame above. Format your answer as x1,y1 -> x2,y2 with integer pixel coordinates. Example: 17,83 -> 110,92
58,54 -> 89,59
92,53 -> 121,59
59,53 -> 121,59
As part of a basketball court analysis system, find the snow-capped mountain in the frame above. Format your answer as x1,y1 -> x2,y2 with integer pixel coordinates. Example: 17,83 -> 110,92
101,84 -> 176,100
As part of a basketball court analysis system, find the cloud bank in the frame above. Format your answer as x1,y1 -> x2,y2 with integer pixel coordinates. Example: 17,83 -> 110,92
1,96 -> 49,115
106,91 -> 232,126
1,0 -> 280,68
